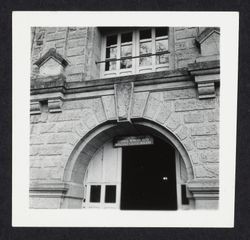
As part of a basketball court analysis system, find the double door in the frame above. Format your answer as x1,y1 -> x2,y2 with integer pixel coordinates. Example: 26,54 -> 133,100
83,138 -> 177,210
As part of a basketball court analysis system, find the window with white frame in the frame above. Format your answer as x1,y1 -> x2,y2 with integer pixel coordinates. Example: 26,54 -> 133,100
100,27 -> 170,78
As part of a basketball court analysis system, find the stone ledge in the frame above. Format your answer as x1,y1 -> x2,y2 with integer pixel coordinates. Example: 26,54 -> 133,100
30,182 -> 69,197
187,179 -> 219,200
31,68 -> 190,95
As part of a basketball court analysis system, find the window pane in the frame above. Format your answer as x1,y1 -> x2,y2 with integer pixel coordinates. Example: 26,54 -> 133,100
121,45 -> 132,57
105,185 -> 116,203
121,59 -> 132,69
121,32 -> 132,43
105,61 -> 116,71
156,54 -> 169,64
140,29 -> 151,40
90,185 -> 101,203
106,35 -> 117,46
156,27 -> 168,37
140,41 -> 152,55
106,47 -> 117,59
140,41 -> 152,66
156,39 -> 168,52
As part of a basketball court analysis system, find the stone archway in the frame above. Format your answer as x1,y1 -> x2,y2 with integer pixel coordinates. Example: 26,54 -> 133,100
61,119 -> 194,208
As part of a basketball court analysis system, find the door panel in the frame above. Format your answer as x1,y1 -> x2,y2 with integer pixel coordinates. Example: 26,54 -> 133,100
83,141 -> 122,209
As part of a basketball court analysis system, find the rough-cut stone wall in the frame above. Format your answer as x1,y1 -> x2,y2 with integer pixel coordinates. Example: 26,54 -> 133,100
174,27 -> 200,68
30,87 -> 219,189
31,27 -> 203,81
31,27 -> 101,82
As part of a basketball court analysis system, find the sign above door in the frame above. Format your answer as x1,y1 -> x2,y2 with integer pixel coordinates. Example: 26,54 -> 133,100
113,135 -> 154,147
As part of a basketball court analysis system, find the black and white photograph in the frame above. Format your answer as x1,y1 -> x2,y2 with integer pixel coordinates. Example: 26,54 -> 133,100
12,12 -> 238,227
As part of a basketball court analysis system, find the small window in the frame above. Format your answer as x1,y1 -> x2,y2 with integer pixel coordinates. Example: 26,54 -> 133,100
90,185 -> 101,203
105,185 -> 116,203
181,184 -> 189,205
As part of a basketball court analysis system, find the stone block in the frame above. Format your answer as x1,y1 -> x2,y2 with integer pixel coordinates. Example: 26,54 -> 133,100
163,89 -> 196,100
30,124 -> 40,135
175,125 -> 189,140
46,32 -> 66,42
66,64 -> 84,75
175,39 -> 196,51
47,133 -> 68,144
57,110 -> 82,122
39,145 -> 64,156
207,109 -> 220,122
175,99 -> 197,112
57,122 -> 74,133
182,137 -> 194,151
30,135 -> 45,145
67,133 -> 80,146
68,29 -> 87,40
190,150 -> 219,164
29,197 -> 61,209
144,92 -> 162,119
30,115 -> 41,124
131,92 -> 149,118
30,146 -> 41,156
66,73 -> 83,82
55,40 -> 65,48
191,124 -> 218,136
195,139 -> 209,149
175,99 -> 215,112
114,82 -> 134,122
184,112 -> 204,123
155,102 -> 172,124
74,121 -> 89,137
46,27 -> 57,33
176,28 -> 198,40
195,136 -> 219,149
67,55 -> 85,65
92,99 -> 107,123
102,95 -> 116,120
196,99 -> 216,110
81,109 -> 98,129
194,164 -> 219,178
165,113 -> 181,131
66,47 -> 85,57
30,168 -> 47,180
40,123 -> 57,134
68,39 -> 86,49
176,48 -> 199,61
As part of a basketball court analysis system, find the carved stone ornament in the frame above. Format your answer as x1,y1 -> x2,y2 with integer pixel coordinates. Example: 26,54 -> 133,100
188,60 -> 220,99
34,48 -> 68,77
114,82 -> 134,122
48,98 -> 63,113
196,27 -> 220,57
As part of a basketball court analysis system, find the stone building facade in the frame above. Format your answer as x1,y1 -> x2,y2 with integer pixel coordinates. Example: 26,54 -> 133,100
30,27 -> 220,210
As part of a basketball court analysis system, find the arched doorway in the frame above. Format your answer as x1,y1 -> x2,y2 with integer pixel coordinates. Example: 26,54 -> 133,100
63,120 -> 194,210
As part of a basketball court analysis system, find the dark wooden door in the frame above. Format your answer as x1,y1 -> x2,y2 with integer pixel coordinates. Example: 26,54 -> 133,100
120,137 -> 177,210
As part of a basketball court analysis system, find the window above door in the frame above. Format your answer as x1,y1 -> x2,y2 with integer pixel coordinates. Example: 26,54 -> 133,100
99,27 -> 170,78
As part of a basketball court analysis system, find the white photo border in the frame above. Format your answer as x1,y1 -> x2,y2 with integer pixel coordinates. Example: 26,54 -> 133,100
12,11 -> 239,227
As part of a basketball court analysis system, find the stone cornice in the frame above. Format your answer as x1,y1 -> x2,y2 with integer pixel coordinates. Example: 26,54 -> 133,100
31,68 -> 191,95
30,60 -> 220,101
188,60 -> 220,99
187,179 -> 219,200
